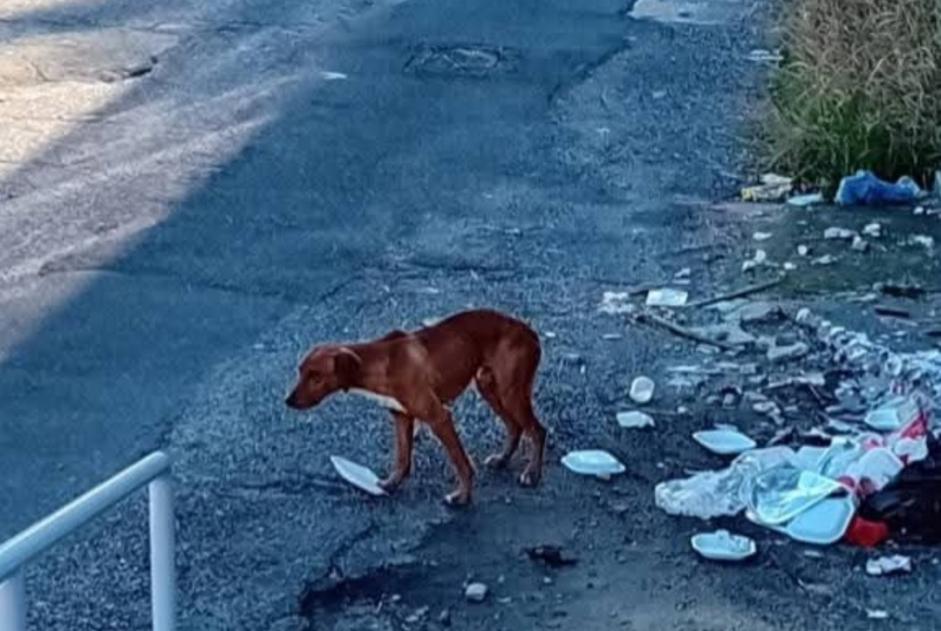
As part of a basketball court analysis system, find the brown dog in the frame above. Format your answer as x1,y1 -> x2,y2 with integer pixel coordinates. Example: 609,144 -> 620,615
285,309 -> 546,505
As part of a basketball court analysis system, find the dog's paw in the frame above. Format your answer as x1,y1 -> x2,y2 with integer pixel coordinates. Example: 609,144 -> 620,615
443,489 -> 471,507
484,453 -> 508,469
518,469 -> 541,488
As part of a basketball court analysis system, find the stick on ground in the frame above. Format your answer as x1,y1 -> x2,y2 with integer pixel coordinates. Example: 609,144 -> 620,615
634,311 -> 736,351
685,276 -> 786,309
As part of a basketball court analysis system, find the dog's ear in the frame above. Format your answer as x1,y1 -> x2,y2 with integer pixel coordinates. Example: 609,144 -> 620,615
334,347 -> 362,388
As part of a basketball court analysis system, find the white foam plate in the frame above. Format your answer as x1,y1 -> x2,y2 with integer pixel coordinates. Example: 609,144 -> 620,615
330,455 -> 387,496
783,495 -> 855,545
692,429 -> 757,455
691,530 -> 756,561
561,450 -> 626,478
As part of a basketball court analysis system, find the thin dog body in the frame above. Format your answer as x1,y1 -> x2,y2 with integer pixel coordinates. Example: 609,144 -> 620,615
285,309 -> 546,505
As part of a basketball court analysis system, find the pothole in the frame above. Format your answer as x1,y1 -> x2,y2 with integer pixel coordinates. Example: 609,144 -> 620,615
404,44 -> 519,77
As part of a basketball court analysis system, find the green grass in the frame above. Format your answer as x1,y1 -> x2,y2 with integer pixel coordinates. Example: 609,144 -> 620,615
763,0 -> 941,191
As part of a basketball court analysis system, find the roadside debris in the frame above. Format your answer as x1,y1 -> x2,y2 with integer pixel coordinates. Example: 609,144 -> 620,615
767,341 -> 809,363
464,582 -> 488,603
693,428 -> 756,456
746,49 -> 783,63
742,249 -> 768,272
908,234 -> 935,250
824,227 -> 856,240
686,276 -> 785,309
690,530 -> 756,561
634,311 -> 736,351
329,456 -> 387,496
863,222 -> 882,238
753,231 -> 773,242
646,288 -> 688,307
787,193 -> 824,207
741,174 -> 793,202
562,450 -> 625,479
811,254 -> 836,266
616,410 -> 655,429
865,555 -> 912,577
867,609 -> 889,620
797,244 -> 809,257
630,376 -> 655,404
835,170 -> 923,206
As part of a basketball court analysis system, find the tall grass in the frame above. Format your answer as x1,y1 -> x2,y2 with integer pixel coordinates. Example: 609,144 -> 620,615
764,0 -> 941,190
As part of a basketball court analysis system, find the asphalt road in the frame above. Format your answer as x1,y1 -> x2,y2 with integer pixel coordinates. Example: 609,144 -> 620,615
0,0 -> 766,628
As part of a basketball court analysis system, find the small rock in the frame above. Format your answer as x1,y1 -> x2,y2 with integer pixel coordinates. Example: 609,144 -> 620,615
851,235 -> 868,252
867,609 -> 889,620
465,582 -> 488,603
797,244 -> 810,256
767,342 -> 809,363
629,376 -> 655,404
914,205 -> 926,215
909,234 -> 935,249
783,261 -> 797,271
753,231 -> 772,241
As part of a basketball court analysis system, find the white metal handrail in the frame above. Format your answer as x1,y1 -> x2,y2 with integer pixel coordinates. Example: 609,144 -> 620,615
0,451 -> 176,631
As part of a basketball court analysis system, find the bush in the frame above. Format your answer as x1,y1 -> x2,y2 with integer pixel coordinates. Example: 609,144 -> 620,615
764,0 -> 941,190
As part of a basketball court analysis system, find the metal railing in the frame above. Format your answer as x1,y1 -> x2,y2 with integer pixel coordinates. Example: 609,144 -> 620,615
0,451 -> 176,631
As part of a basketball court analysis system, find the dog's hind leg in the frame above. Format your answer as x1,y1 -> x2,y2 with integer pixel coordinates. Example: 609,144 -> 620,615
379,412 -> 414,492
475,366 -> 521,469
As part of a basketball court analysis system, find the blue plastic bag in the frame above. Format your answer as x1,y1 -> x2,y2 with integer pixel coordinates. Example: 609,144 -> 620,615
835,170 -> 923,206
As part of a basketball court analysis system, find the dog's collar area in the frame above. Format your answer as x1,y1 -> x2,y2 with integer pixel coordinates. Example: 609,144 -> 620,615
348,388 -> 407,413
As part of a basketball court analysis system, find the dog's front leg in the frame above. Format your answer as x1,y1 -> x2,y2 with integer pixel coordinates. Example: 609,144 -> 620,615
423,406 -> 475,506
379,412 -> 414,492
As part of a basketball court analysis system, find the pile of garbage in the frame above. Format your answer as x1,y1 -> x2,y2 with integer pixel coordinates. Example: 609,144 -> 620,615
655,307 -> 941,552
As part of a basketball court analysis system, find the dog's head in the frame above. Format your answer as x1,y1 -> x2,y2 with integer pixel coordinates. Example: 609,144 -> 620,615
285,345 -> 362,410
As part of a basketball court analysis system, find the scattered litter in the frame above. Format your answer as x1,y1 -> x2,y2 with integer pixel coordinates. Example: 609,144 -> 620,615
787,193 -> 824,207
525,545 -> 578,568
864,397 -> 919,432
746,468 -> 844,525
746,48 -> 783,63
851,235 -> 868,252
693,429 -> 757,456
329,456 -> 387,496
863,223 -> 882,238
464,582 -> 488,603
630,376 -> 656,404
867,609 -> 889,620
616,410 -> 655,429
599,291 -> 633,315
845,516 -> 890,548
674,267 -> 692,280
741,174 -> 793,202
777,495 -> 856,545
811,254 -> 836,266
908,234 -> 935,249
646,288 -> 689,307
914,206 -> 926,216
824,227 -> 856,240
543,331 -> 557,339
797,244 -> 809,256
767,342 -> 809,363
561,450 -> 626,478
320,70 -> 348,80
602,333 -> 623,341
634,311 -> 735,351
690,530 -> 756,561
835,170 -> 924,206
753,231 -> 773,242
866,555 -> 912,577
742,249 -> 768,272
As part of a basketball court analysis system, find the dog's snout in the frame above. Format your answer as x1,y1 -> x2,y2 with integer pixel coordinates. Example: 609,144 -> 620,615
285,391 -> 299,408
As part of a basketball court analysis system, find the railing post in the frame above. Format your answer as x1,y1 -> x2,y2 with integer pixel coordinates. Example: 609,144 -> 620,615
148,475 -> 176,631
0,569 -> 27,631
